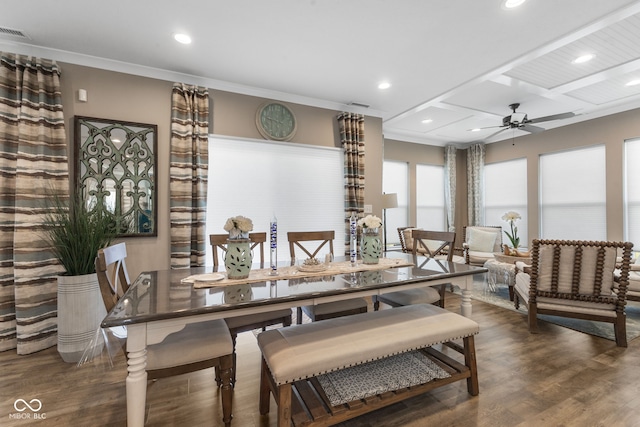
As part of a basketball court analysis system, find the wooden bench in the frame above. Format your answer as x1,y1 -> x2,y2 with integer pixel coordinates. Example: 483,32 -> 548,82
257,303 -> 479,427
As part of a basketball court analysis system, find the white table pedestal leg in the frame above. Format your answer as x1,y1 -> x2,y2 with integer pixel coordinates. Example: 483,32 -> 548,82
126,324 -> 147,427
460,275 -> 473,317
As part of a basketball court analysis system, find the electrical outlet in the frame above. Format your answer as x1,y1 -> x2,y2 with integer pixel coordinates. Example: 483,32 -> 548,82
364,204 -> 372,213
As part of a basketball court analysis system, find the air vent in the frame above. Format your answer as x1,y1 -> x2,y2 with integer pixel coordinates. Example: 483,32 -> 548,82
0,27 -> 30,39
348,102 -> 370,108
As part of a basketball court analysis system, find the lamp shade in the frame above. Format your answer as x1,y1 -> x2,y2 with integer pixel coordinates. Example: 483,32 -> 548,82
382,193 -> 398,209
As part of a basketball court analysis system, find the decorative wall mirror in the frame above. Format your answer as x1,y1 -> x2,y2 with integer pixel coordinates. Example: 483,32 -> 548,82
74,116 -> 157,237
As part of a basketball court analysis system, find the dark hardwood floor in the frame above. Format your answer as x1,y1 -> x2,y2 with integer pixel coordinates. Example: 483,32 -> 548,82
2,291 -> 640,427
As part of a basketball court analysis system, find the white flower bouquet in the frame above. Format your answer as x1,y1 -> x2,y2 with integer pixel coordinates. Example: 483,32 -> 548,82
501,211 -> 521,248
224,215 -> 253,239
358,214 -> 382,234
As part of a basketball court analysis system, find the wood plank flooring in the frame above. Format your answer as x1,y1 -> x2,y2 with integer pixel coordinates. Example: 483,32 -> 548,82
2,292 -> 640,426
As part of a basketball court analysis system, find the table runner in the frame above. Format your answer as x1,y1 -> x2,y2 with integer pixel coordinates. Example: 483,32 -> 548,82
187,257 -> 413,289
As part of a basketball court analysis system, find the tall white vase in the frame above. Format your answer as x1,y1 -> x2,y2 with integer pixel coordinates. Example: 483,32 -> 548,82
57,273 -> 106,363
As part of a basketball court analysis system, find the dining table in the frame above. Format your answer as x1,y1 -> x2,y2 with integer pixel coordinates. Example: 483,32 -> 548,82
101,252 -> 487,427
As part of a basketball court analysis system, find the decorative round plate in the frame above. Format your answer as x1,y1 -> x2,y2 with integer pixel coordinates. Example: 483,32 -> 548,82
181,273 -> 225,284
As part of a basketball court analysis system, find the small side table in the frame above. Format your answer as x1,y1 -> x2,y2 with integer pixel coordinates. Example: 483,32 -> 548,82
483,259 -> 517,301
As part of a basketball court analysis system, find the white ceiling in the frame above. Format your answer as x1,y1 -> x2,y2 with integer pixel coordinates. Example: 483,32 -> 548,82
3,0 -> 640,147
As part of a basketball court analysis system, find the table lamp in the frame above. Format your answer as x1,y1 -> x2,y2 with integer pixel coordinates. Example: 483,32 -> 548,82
381,193 -> 398,252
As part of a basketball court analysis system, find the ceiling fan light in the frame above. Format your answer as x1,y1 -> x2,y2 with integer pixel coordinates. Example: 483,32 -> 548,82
174,33 -> 192,44
378,82 -> 391,90
573,54 -> 594,64
510,112 -> 527,123
504,0 -> 526,9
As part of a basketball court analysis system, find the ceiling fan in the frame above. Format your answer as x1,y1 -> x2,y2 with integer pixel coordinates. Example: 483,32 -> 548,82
482,103 -> 576,139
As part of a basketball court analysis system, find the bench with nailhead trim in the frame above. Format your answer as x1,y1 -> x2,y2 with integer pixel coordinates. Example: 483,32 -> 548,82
257,303 -> 479,427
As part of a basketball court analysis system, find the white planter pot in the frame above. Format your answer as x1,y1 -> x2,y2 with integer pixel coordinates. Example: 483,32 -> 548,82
57,273 -> 107,363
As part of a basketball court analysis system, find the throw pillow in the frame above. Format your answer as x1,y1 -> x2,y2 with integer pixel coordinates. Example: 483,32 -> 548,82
467,228 -> 497,252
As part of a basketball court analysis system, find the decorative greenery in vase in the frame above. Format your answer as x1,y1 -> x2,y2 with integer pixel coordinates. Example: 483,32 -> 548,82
223,215 -> 253,240
501,211 -> 521,249
42,192 -> 117,276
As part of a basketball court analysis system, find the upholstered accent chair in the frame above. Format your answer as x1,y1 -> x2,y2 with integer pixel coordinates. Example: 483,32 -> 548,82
96,243 -> 234,424
397,226 -> 417,253
514,239 -> 633,347
287,230 -> 368,324
462,225 -> 503,266
209,233 -> 292,384
374,230 -> 457,310
616,254 -> 640,302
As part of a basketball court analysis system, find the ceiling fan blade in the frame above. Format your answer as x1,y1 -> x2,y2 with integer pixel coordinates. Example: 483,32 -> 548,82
484,127 -> 509,140
469,125 -> 505,131
526,112 -> 576,124
520,124 -> 545,133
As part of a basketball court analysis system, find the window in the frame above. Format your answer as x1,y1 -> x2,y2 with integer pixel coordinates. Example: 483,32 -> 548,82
625,138 -> 640,255
383,161 -> 408,246
484,158 -> 527,247
416,164 -> 445,231
539,145 -> 606,240
206,136 -> 344,266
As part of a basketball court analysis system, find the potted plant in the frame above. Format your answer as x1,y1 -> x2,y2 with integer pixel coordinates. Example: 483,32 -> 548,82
42,192 -> 117,363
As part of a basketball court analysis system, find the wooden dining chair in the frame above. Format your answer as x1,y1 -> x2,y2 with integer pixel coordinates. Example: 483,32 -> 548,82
96,242 -> 234,426
374,230 -> 456,310
209,233 -> 292,383
287,230 -> 368,324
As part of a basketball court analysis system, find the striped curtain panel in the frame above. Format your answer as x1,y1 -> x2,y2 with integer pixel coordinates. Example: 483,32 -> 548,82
467,143 -> 485,227
338,112 -> 365,256
169,83 -> 209,268
0,53 -> 68,354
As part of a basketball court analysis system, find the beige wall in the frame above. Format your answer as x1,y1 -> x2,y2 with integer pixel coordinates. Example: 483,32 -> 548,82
384,107 -> 640,247
59,63 -> 383,278
486,108 -> 640,243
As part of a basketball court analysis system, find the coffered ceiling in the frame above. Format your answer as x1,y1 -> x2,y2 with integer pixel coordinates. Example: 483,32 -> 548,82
3,0 -> 640,146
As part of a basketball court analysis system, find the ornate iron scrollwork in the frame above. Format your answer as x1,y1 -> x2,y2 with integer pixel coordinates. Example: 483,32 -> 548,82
74,116 -> 157,237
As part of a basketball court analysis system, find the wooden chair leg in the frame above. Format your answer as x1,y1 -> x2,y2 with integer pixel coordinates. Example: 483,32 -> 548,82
259,357 -> 271,415
438,284 -> 446,307
615,314 -> 628,347
528,302 -> 539,333
276,383 -> 292,427
373,297 -> 380,311
219,354 -> 234,427
296,307 -> 303,324
463,336 -> 479,396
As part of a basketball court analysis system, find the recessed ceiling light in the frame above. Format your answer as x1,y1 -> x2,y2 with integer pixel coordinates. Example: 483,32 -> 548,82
573,54 -> 595,64
378,82 -> 391,90
626,79 -> 640,87
504,0 -> 526,9
174,33 -> 192,44
421,119 -> 433,124
470,128 -> 481,132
